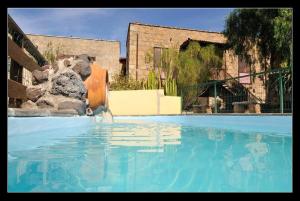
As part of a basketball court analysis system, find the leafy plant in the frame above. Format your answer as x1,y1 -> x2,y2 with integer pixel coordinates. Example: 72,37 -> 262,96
43,42 -> 65,64
223,8 -> 292,69
177,42 -> 222,109
223,8 -> 292,104
164,77 -> 177,96
110,74 -> 144,90
144,70 -> 159,89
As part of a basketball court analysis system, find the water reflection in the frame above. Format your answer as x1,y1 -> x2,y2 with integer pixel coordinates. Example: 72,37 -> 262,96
8,121 -> 291,192
78,120 -> 182,191
246,134 -> 269,158
239,134 -> 268,172
223,133 -> 291,191
103,120 -> 182,152
207,128 -> 225,142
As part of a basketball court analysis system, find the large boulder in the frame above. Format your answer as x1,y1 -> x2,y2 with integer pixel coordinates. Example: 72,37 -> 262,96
36,98 -> 55,108
75,54 -> 91,63
72,61 -> 91,81
57,99 -> 86,115
50,70 -> 87,101
32,70 -> 49,85
20,100 -> 38,109
26,87 -> 45,102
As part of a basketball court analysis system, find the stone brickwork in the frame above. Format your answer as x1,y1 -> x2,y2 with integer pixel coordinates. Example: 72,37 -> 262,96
126,22 -> 266,102
27,34 -> 121,81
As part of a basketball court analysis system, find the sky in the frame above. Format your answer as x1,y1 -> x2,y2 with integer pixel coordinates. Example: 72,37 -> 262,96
8,8 -> 234,57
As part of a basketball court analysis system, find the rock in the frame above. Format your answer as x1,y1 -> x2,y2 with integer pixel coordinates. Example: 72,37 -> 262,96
75,54 -> 91,63
52,62 -> 59,73
36,98 -> 55,108
20,100 -> 38,109
50,70 -> 87,101
32,70 -> 49,84
86,107 -> 93,116
58,99 -> 86,115
64,59 -> 71,67
26,87 -> 45,102
72,61 -> 91,81
40,65 -> 50,71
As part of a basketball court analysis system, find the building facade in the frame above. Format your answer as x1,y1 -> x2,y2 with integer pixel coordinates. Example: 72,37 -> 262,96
27,34 -> 121,81
126,22 -> 266,102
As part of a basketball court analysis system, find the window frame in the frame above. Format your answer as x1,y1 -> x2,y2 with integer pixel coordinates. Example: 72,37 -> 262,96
238,56 -> 252,84
153,47 -> 163,70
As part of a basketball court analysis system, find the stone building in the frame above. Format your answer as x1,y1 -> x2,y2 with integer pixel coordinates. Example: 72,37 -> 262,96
27,34 -> 121,81
126,22 -> 266,103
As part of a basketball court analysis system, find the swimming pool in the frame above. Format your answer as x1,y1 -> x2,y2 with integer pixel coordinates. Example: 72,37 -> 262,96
8,115 -> 292,192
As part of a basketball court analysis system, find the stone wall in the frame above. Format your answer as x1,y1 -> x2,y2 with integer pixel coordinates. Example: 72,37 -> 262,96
27,34 -> 121,81
127,22 -> 266,102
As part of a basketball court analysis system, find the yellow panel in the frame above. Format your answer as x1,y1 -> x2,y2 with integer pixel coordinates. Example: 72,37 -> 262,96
159,96 -> 182,115
108,90 -> 158,115
108,90 -> 182,116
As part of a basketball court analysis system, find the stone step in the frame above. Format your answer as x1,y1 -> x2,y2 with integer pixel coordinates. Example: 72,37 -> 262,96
8,108 -> 79,117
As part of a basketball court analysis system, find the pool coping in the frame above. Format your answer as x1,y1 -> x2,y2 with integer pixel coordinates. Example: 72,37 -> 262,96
8,107 -> 292,117
8,111 -> 292,118
113,113 -> 292,117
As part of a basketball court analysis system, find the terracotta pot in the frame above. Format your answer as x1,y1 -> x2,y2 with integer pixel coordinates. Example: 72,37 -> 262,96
84,63 -> 108,110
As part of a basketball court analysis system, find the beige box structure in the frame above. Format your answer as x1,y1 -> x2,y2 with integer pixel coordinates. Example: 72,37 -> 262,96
108,89 -> 181,116
159,96 -> 182,115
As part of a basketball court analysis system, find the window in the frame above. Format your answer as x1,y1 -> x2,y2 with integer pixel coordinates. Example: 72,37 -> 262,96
153,47 -> 162,69
238,56 -> 251,84
154,47 -> 169,70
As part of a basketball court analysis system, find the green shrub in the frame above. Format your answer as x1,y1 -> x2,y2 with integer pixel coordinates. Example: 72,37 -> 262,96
109,74 -> 144,90
144,70 -> 159,89
165,77 -> 177,96
43,42 -> 65,64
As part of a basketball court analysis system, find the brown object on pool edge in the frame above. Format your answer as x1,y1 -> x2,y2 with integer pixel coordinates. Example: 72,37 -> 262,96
84,63 -> 108,110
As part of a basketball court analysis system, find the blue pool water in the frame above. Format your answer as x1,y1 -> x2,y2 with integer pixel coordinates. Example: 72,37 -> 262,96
8,115 -> 292,192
